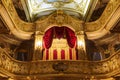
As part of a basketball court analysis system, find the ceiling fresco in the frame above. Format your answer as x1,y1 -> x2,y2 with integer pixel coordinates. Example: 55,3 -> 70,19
21,0 -> 98,21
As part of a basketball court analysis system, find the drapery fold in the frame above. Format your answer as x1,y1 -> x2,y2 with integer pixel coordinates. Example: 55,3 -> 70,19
43,26 -> 77,49
65,27 -> 77,48
54,27 -> 64,39
43,27 -> 54,49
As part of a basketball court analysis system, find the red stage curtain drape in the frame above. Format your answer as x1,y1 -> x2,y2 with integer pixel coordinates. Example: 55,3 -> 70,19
43,27 -> 54,49
65,27 -> 77,48
43,26 -> 77,49
69,49 -> 72,60
46,49 -> 49,60
53,49 -> 57,59
61,50 -> 65,59
54,27 -> 64,39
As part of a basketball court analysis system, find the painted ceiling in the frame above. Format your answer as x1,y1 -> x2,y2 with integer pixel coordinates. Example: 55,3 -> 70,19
21,0 -> 98,21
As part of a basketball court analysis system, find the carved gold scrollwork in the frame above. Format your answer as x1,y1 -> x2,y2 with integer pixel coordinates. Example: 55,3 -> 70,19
52,62 -> 68,72
85,0 -> 120,32
33,34 -> 43,60
0,47 -> 120,78
36,10 -> 83,33
44,0 -> 73,8
1,0 -> 120,40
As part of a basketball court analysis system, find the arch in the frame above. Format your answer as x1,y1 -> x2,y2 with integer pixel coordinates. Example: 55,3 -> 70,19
43,26 -> 77,49
43,26 -> 77,60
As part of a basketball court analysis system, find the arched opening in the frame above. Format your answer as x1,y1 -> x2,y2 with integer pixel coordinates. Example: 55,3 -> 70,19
42,26 -> 77,60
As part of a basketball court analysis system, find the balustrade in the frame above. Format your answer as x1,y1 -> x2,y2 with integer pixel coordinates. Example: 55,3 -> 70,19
0,48 -> 120,78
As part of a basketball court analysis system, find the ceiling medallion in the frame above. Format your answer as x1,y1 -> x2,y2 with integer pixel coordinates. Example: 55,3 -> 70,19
52,2 -> 64,8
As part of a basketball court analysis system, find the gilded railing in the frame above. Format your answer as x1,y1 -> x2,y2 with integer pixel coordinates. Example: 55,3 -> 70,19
0,48 -> 30,75
0,48 -> 120,78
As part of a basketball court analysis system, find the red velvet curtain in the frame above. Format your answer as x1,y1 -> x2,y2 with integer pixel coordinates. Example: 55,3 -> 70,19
43,27 -> 54,49
61,50 -> 65,59
46,49 -> 49,60
65,27 -> 77,48
53,49 -> 57,59
43,26 -> 76,49
69,48 -> 72,60
54,27 -> 64,39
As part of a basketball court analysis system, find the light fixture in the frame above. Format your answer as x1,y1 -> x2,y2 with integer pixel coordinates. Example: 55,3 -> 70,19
34,35 -> 43,50
78,39 -> 85,47
77,31 -> 87,60
33,34 -> 43,60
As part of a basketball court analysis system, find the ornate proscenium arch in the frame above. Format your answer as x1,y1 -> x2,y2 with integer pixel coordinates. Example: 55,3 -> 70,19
42,26 -> 77,48
34,26 -> 86,60
35,10 -> 84,34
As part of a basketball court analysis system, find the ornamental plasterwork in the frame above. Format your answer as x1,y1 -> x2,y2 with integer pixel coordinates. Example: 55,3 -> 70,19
85,0 -> 120,32
26,0 -> 91,20
0,0 -> 120,40
1,0 -> 35,32
35,10 -> 83,34
0,47 -> 120,78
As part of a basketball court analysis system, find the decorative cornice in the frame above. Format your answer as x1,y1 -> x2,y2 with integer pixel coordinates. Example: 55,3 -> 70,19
0,0 -> 120,40
0,3 -> 34,39
85,0 -> 120,31
94,34 -> 120,45
1,0 -> 35,32
0,34 -> 21,45
35,10 -> 84,34
85,0 -> 120,39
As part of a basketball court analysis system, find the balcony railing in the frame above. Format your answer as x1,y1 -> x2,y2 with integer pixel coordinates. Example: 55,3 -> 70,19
0,48 -> 120,78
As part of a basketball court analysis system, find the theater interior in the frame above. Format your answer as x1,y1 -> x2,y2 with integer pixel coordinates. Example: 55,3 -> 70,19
0,0 -> 120,80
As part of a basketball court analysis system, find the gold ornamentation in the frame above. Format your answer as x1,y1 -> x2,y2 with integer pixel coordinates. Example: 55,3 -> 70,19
85,0 -> 120,32
52,2 -> 64,8
52,62 -> 68,72
34,34 -> 43,60
0,47 -> 120,78
1,0 -> 120,40
43,0 -> 73,8
1,0 -> 35,32
44,0 -> 73,3
36,10 -> 83,33
77,34 -> 87,60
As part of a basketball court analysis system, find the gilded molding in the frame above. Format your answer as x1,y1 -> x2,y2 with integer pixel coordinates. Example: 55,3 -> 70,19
0,0 -> 120,40
85,0 -> 120,32
95,34 -> 119,45
0,34 -> 21,45
1,0 -> 35,32
0,48 -> 120,78
35,10 -> 83,33
0,4 -> 33,39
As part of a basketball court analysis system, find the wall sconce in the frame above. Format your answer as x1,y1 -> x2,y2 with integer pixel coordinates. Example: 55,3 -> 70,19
77,34 -> 86,50
33,34 -> 43,60
34,35 -> 43,50
78,39 -> 85,47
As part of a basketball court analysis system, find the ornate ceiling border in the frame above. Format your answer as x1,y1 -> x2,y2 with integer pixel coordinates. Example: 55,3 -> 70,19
35,10 -> 84,34
0,34 -> 21,45
0,0 -> 120,40
94,34 -> 120,45
85,0 -> 120,39
0,0 -> 34,39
